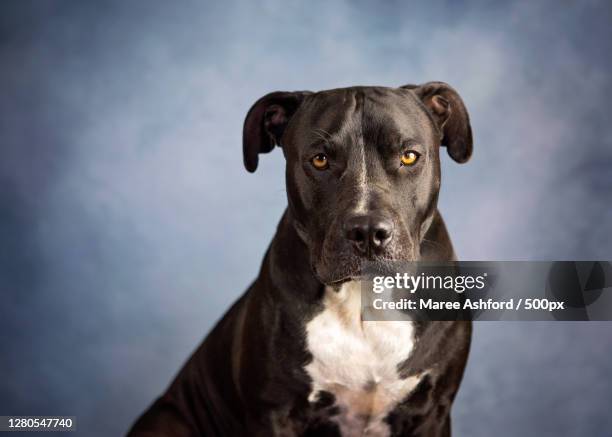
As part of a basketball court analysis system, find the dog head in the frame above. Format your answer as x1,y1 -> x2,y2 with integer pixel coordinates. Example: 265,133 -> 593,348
243,82 -> 472,284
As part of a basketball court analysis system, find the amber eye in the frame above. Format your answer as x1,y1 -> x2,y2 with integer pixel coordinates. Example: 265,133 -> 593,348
311,153 -> 329,170
400,150 -> 420,166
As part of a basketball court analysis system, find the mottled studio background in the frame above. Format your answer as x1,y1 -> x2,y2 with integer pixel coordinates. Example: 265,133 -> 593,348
1,1 -> 611,436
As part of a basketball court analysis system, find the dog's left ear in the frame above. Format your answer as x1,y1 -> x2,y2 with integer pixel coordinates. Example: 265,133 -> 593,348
243,91 -> 311,172
402,82 -> 473,163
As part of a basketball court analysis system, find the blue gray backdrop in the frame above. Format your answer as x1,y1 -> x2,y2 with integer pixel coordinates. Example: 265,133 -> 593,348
1,1 -> 611,436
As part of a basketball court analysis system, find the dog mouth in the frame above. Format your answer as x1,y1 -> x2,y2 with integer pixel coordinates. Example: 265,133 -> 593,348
311,262 -> 360,286
311,256 -> 399,287
311,228 -> 417,286
326,275 -> 358,287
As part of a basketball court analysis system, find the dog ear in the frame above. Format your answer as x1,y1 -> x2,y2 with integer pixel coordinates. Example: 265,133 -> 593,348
402,82 -> 473,163
243,91 -> 311,172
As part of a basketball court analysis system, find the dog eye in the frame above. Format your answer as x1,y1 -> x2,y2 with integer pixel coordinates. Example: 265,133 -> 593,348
311,153 -> 329,170
400,150 -> 420,166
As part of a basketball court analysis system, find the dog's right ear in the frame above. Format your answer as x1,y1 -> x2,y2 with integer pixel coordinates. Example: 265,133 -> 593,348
243,91 -> 311,172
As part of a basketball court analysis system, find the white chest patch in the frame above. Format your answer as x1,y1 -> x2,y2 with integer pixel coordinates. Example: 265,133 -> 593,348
304,281 -> 422,436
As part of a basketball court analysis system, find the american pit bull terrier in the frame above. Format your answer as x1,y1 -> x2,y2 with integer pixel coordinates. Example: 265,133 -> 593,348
129,81 -> 473,436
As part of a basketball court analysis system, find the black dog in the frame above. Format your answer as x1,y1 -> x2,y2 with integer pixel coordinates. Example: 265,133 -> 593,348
129,82 -> 473,437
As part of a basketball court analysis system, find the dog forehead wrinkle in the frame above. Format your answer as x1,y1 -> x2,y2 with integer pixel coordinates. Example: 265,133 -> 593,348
302,93 -> 370,214
298,92 -> 360,147
352,137 -> 368,213
344,90 -> 368,215
300,87 -> 425,151
363,95 -> 428,144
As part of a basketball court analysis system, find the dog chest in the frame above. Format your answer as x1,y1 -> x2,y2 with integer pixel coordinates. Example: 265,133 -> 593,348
303,282 -> 421,436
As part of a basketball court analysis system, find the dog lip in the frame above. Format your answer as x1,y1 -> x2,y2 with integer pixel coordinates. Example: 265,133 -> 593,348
311,264 -> 359,287
326,273 -> 366,287
327,276 -> 352,286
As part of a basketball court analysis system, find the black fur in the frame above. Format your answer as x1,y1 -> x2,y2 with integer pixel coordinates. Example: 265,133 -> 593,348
129,83 -> 473,437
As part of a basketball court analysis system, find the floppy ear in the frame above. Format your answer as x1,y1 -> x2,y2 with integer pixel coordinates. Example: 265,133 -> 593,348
402,82 -> 473,163
243,91 -> 311,172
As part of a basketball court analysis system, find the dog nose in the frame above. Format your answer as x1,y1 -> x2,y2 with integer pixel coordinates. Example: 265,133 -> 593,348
344,214 -> 394,255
